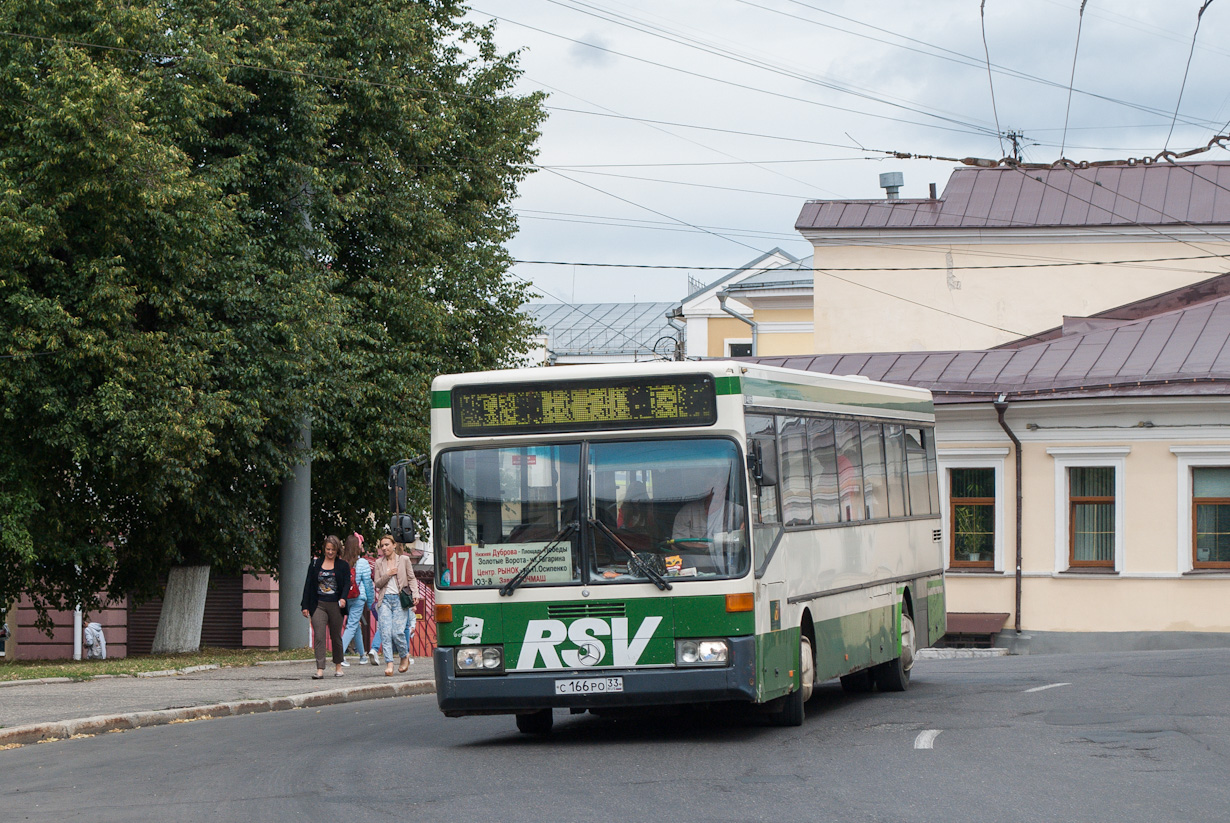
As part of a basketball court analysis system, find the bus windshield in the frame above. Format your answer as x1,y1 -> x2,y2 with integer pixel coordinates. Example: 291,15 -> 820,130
434,439 -> 749,589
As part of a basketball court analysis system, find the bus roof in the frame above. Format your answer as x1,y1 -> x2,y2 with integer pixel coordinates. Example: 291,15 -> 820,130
432,361 -> 934,422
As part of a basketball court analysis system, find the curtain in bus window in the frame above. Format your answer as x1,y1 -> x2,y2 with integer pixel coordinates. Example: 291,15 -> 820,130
834,420 -> 864,522
883,424 -> 907,517
778,416 -> 813,526
860,423 -> 888,520
808,418 -> 840,524
903,427 -> 931,515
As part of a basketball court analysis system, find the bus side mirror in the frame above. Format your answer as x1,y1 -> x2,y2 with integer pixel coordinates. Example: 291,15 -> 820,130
389,460 -> 410,514
388,455 -> 429,514
388,514 -> 417,545
748,439 -> 778,487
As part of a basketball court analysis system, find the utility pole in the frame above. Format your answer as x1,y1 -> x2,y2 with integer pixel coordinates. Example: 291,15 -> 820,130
1006,130 -> 1026,163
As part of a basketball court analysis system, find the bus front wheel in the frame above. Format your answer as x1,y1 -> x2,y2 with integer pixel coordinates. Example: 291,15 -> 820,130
873,607 -> 916,692
515,709 -> 553,735
769,635 -> 813,726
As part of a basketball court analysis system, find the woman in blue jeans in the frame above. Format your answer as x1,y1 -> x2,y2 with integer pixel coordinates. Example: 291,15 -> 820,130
340,533 -> 374,664
372,535 -> 414,676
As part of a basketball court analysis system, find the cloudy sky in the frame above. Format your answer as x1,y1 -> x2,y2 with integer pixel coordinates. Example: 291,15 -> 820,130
465,1 -> 1230,305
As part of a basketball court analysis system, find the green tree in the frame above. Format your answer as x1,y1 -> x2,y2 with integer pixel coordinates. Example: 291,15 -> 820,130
0,0 -> 543,633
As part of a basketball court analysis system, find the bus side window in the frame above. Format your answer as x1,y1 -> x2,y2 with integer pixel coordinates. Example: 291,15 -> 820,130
779,416 -> 814,526
808,418 -> 840,524
834,420 -> 865,522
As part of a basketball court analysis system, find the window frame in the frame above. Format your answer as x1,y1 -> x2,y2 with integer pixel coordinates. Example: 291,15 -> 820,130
1048,447 -> 1129,574
937,448 -> 1008,573
1172,447 -> 1230,573
948,468 -> 996,569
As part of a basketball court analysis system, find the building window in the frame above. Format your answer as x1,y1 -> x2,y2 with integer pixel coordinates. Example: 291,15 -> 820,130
1049,447 -> 1128,574
1069,467 -> 1115,567
950,468 -> 995,568
1193,467 -> 1230,568
726,341 -> 752,358
937,448 -> 1008,573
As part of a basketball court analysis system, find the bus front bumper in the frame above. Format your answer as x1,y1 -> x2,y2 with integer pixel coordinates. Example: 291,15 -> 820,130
434,636 -> 757,716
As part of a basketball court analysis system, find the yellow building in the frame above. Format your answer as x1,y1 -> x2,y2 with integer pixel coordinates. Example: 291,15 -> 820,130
757,285 -> 1230,652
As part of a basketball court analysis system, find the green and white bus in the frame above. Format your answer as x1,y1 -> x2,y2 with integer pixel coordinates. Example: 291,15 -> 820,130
401,360 -> 945,732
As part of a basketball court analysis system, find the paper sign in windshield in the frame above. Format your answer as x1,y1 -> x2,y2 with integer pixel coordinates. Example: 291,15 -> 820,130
445,542 -> 572,587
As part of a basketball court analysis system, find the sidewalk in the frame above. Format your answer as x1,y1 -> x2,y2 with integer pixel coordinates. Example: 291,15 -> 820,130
0,656 -> 435,747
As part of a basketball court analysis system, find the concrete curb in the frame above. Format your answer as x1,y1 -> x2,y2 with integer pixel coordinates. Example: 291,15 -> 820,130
917,647 -> 1009,659
0,660 -> 316,688
0,679 -> 436,747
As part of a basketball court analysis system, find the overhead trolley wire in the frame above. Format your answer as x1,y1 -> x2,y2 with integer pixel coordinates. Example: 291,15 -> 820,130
475,9 -> 999,138
980,0 -> 1006,157
1166,0 -> 1218,150
1060,0 -> 1090,161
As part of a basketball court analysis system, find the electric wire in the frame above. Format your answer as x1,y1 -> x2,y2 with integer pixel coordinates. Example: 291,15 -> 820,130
1166,0 -> 1218,151
980,0 -> 1006,157
535,0 -> 997,137
1060,0 -> 1090,160
475,9 -> 999,138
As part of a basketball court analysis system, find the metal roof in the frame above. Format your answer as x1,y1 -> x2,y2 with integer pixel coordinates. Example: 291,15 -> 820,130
795,162 -> 1230,231
525,302 -> 677,357
749,294 -> 1230,403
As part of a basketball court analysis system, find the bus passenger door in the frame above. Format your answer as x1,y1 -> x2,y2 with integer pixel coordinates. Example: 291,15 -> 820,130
756,580 -> 794,702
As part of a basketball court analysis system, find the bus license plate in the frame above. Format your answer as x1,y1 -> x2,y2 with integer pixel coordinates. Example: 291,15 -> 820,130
555,677 -> 624,695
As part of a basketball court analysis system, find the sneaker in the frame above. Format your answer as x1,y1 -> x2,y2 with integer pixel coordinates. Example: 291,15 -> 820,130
357,657 -> 368,665
368,651 -> 378,665
340,660 -> 350,667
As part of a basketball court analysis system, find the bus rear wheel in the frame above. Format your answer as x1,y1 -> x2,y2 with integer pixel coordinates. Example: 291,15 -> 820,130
873,607 -> 916,692
515,709 -> 553,735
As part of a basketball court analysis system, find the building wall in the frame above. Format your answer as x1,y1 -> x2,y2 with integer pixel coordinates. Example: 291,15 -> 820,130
11,596 -> 129,660
937,398 -> 1230,639
808,241 -> 1230,353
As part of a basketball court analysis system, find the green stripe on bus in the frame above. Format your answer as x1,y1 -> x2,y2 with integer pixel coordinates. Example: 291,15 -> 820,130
927,579 -> 944,588
431,390 -> 451,409
714,375 -> 741,395
741,377 -> 934,415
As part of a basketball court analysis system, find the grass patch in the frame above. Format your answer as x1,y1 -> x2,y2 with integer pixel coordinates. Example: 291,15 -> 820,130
0,647 -> 313,682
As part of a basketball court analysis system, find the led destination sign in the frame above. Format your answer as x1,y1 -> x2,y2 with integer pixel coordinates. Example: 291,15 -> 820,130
452,375 -> 717,437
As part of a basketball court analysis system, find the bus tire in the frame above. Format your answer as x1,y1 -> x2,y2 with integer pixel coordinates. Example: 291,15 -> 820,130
769,636 -> 813,726
840,669 -> 874,693
515,709 -> 553,735
873,608 -> 916,693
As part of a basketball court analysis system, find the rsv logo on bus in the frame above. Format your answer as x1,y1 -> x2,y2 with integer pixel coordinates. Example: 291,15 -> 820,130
515,616 -> 663,670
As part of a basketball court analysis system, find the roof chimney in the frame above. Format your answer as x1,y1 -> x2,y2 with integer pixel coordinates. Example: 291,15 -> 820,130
879,171 -> 904,200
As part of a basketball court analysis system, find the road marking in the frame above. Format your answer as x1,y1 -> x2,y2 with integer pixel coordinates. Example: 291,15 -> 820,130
1024,682 -> 1071,693
913,729 -> 942,749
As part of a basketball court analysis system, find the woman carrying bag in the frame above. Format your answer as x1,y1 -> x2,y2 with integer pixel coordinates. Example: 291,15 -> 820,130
300,535 -> 350,679
372,535 -> 415,676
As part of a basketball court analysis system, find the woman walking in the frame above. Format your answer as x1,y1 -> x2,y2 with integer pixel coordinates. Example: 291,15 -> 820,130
339,533 -> 374,665
301,535 -> 351,679
372,535 -> 415,676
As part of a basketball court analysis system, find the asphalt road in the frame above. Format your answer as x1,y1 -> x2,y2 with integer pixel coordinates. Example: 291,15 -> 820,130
4,648 -> 1228,823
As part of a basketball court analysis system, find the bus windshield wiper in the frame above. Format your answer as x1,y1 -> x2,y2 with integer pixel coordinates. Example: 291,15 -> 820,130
588,517 -> 673,591
499,521 -> 577,597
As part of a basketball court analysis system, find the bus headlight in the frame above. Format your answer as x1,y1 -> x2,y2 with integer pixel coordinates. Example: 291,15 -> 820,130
455,646 -> 504,675
676,639 -> 729,666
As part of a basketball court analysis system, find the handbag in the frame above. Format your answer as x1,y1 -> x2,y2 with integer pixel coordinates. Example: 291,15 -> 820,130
398,588 -> 414,609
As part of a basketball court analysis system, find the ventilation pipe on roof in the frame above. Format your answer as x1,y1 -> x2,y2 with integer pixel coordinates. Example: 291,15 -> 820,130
879,171 -> 904,200
994,393 -> 1024,636
716,291 -> 756,357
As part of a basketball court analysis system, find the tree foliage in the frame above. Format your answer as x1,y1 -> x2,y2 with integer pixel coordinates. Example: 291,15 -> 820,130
0,0 -> 543,621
